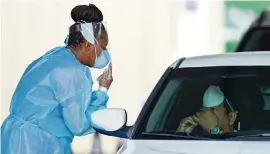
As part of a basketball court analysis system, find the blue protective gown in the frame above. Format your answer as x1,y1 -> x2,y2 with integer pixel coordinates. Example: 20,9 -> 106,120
1,46 -> 109,154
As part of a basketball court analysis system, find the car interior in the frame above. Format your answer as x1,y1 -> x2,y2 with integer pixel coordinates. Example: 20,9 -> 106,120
161,76 -> 270,134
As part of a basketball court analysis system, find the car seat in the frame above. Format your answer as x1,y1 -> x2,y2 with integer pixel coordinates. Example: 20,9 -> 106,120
224,82 -> 265,131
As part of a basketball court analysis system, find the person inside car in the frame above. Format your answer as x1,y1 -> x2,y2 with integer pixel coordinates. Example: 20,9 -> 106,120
177,85 -> 238,135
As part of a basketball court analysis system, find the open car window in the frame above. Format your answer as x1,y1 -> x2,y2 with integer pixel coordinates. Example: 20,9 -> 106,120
136,66 -> 270,140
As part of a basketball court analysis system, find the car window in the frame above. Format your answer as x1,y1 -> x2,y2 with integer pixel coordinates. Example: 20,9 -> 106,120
136,66 -> 270,140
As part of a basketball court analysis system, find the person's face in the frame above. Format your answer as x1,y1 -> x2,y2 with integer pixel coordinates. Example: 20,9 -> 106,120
212,103 -> 237,132
83,30 -> 109,67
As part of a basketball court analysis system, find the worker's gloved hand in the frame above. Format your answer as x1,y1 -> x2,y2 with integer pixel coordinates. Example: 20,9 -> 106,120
98,63 -> 113,89
192,109 -> 219,134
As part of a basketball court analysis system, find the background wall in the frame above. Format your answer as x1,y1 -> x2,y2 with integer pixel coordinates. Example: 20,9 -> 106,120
1,0 -> 224,153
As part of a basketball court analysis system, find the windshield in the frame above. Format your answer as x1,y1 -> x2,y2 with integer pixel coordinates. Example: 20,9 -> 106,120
239,28 -> 270,52
135,66 -> 270,140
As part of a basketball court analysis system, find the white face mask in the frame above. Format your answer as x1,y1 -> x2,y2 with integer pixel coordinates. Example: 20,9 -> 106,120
80,22 -> 111,69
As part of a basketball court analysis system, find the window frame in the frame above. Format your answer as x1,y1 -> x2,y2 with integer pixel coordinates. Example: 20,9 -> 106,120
131,66 -> 270,140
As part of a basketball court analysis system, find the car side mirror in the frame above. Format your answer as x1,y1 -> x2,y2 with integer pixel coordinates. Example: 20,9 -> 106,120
91,108 -> 131,138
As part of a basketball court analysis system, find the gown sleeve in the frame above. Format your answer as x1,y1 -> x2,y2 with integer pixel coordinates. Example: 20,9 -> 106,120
51,67 -> 109,136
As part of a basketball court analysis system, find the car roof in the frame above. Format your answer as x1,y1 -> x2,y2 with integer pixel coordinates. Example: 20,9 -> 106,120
170,51 -> 270,68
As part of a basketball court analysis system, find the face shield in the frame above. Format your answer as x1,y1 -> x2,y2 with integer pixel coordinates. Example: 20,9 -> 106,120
80,21 -> 102,45
68,21 -> 111,69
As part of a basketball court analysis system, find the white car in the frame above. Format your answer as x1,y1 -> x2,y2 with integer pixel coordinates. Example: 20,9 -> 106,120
91,51 -> 270,154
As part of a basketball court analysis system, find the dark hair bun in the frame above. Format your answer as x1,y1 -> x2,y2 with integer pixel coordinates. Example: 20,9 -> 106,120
71,4 -> 103,23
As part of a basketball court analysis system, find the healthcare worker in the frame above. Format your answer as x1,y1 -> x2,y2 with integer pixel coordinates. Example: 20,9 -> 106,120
1,4 -> 112,154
